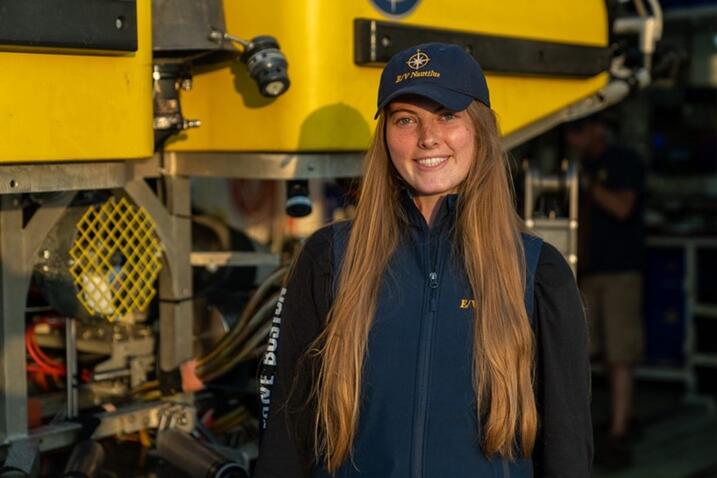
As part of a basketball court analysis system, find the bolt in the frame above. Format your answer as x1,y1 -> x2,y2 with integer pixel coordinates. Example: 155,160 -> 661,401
208,30 -> 224,43
115,16 -> 124,30
381,36 -> 391,48
180,78 -> 193,91
42,265 -> 50,272
41,249 -> 51,259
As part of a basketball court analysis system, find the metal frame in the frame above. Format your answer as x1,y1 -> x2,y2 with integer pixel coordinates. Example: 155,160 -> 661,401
0,152 -> 364,193
644,236 -> 717,410
523,160 -> 579,274
124,176 -> 194,372
1,192 -> 76,445
28,401 -> 195,452
164,151 -> 364,179
0,159 -> 186,450
0,195 -> 30,444
0,152 -> 356,452
0,159 -> 160,195
190,252 -> 280,268
502,74 -> 647,151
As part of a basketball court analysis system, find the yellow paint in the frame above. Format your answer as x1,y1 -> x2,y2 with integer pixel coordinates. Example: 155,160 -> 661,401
0,0 -> 609,161
0,1 -> 153,163
170,0 -> 608,152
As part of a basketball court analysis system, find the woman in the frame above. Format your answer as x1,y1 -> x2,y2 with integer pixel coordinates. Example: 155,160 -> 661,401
255,43 -> 592,477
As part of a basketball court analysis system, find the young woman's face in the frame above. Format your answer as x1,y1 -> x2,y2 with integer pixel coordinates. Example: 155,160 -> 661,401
386,96 -> 476,201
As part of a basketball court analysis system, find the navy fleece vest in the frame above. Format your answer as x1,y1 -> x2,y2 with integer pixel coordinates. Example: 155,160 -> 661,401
315,204 -> 543,478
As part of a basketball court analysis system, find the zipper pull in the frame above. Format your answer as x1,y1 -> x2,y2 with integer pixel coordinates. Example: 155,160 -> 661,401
428,272 -> 438,289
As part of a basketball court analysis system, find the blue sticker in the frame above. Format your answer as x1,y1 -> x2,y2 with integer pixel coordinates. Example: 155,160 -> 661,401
371,0 -> 420,17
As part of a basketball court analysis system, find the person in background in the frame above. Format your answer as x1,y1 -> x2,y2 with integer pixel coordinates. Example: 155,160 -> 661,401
566,114 -> 646,469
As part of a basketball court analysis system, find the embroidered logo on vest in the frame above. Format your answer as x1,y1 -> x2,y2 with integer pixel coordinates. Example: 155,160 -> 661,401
459,298 -> 476,309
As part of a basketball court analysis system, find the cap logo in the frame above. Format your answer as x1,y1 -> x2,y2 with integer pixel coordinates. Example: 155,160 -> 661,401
371,0 -> 420,17
406,49 -> 430,70
395,49 -> 441,84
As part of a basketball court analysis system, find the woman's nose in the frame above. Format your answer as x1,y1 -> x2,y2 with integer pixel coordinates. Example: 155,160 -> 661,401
418,123 -> 439,149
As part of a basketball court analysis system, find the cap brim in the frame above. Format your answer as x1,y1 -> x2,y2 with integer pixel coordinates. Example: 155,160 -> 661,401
374,84 -> 474,119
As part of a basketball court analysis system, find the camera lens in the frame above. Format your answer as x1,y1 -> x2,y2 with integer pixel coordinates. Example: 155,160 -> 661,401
240,36 -> 290,97
285,180 -> 312,217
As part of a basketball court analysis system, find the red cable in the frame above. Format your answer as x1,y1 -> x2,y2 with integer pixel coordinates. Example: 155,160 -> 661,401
25,324 -> 65,376
26,319 -> 94,385
29,319 -> 65,368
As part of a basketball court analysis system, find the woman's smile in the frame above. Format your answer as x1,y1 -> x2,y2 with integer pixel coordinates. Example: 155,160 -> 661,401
414,155 -> 451,169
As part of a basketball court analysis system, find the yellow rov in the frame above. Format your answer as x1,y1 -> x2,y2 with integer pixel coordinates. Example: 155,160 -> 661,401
0,0 -> 660,473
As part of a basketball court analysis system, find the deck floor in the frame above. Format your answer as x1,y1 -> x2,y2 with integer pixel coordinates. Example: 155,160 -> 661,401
591,377 -> 717,478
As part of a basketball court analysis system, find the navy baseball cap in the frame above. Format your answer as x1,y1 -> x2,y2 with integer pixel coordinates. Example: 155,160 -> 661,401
375,43 -> 490,119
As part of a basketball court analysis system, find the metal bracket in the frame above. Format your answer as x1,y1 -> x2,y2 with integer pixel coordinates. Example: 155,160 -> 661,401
164,152 -> 364,179
523,160 -> 579,275
0,158 -> 160,195
123,178 -> 193,370
354,18 -> 610,77
0,0 -> 138,53
28,402 -> 195,452
1,193 -> 77,444
190,252 -> 280,269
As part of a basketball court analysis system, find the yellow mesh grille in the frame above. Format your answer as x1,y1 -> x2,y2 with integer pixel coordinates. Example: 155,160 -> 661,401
68,197 -> 163,321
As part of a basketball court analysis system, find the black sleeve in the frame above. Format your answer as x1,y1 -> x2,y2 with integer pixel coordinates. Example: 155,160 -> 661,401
254,227 -> 334,478
603,147 -> 644,192
532,243 -> 593,478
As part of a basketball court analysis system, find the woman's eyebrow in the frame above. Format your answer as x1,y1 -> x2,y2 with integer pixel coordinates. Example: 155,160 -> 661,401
387,107 -> 417,116
433,105 -> 458,114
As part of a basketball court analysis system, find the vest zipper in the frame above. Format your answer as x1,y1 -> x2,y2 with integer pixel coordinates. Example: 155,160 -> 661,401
411,231 -> 443,478
429,272 -> 439,311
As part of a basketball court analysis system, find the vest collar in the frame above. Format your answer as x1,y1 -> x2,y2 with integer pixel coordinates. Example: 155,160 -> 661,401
399,188 -> 458,229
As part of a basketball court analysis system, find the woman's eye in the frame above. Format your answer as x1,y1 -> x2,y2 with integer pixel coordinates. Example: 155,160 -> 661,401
396,117 -> 414,126
441,112 -> 457,120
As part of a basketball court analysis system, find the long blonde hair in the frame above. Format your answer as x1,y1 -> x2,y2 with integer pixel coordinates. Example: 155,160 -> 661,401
311,101 -> 536,472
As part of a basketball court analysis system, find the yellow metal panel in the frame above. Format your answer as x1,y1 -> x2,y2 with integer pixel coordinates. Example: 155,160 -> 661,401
170,0 -> 609,153
0,2 -> 153,163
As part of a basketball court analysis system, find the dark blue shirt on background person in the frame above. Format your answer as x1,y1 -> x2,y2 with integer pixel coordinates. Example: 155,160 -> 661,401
579,145 -> 645,276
